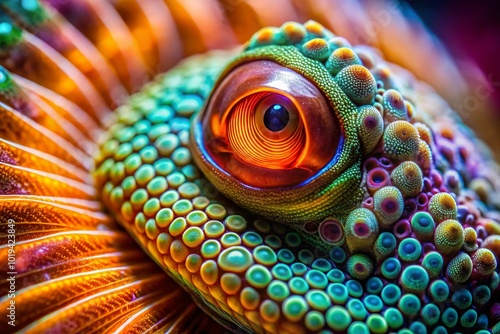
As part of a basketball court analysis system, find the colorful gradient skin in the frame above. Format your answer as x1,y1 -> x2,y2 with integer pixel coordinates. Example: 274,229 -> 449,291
1,1 -> 500,334
95,21 -> 500,333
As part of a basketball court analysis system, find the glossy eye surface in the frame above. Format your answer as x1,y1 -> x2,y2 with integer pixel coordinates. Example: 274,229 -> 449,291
228,92 -> 303,170
263,100 -> 290,132
198,60 -> 341,188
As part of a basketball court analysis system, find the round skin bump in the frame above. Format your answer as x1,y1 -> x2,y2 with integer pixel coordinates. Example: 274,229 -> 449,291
421,251 -> 444,278
381,258 -> 402,280
363,295 -> 384,313
411,211 -> 436,241
429,280 -> 450,303
373,231 -> 397,261
446,252 -> 473,284
344,208 -> 379,253
366,167 -> 390,195
390,161 -> 423,197
398,293 -> 421,317
384,307 -> 404,330
357,105 -> 384,155
452,288 -> 473,310
434,219 -> 464,255
429,192 -> 458,223
248,27 -> 283,48
473,285 -> 491,306
318,218 -> 345,246
473,248 -> 498,275
413,122 -> 434,147
383,120 -> 420,161
325,47 -> 362,76
280,22 -> 307,44
346,254 -> 374,280
398,238 -> 422,262
421,303 -> 441,326
197,61 -> 338,187
415,140 -> 433,170
401,265 -> 429,294
392,221 -> 411,241
335,64 -> 377,106
382,89 -> 408,123
373,186 -> 404,226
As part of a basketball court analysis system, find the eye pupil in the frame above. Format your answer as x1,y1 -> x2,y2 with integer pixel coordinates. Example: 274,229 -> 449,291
263,104 -> 289,132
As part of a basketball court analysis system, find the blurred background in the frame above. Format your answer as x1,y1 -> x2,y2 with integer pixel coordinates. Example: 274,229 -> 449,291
411,0 -> 500,159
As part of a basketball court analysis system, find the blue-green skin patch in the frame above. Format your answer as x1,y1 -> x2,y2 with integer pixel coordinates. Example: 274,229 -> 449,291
95,22 -> 500,334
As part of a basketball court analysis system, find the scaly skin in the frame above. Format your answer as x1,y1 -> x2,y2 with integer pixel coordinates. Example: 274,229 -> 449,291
95,22 -> 500,333
1,1 -> 500,333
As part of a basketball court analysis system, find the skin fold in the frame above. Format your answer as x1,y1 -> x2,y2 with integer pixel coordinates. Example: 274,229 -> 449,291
0,1 -> 500,333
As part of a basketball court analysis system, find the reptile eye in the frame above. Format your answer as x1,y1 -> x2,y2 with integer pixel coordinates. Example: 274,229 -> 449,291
195,60 -> 340,188
227,92 -> 303,170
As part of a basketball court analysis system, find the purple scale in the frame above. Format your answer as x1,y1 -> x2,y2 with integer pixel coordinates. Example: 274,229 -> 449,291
457,205 -> 471,224
417,193 -> 429,209
404,199 -> 417,217
363,197 -> 374,210
465,214 -> 476,226
430,170 -> 443,188
367,168 -> 391,194
354,222 -> 370,237
393,219 -> 411,239
379,157 -> 393,170
382,198 -> 400,214
423,177 -> 433,192
422,242 -> 436,253
319,220 -> 344,244
363,157 -> 380,172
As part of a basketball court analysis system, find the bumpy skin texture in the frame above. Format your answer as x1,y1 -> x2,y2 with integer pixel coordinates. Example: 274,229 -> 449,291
94,21 -> 500,333
1,1 -> 500,333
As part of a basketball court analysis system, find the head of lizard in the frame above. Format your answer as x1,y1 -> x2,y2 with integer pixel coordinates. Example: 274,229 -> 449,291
94,21 -> 500,333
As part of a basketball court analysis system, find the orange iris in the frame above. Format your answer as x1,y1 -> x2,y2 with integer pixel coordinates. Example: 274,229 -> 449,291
228,92 -> 305,169
198,60 -> 340,188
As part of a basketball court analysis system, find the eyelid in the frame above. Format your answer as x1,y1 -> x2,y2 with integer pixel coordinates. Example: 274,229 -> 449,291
197,60 -> 341,188
213,63 -> 319,138
204,60 -> 340,171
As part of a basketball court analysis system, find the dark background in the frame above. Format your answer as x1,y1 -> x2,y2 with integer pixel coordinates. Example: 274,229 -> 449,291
410,0 -> 500,158
411,0 -> 500,112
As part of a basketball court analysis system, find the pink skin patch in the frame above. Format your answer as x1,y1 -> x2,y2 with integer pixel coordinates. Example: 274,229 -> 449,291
354,222 -> 370,238
319,220 -> 343,243
382,198 -> 399,214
